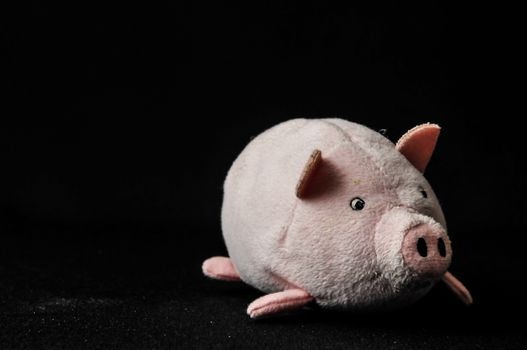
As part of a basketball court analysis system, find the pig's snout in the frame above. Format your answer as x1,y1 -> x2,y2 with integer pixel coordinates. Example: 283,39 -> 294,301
402,224 -> 451,278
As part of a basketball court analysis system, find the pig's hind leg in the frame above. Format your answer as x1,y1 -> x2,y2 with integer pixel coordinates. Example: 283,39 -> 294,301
442,271 -> 473,305
202,256 -> 241,281
247,289 -> 314,319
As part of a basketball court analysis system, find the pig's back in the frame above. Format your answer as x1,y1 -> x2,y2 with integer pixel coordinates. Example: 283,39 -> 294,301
221,118 -> 353,291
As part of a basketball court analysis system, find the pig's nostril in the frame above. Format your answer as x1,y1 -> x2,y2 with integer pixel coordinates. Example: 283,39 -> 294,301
416,238 -> 428,257
438,238 -> 447,257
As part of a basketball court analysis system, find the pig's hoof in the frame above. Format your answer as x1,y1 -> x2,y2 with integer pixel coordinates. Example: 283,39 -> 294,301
247,289 -> 314,319
202,256 -> 241,281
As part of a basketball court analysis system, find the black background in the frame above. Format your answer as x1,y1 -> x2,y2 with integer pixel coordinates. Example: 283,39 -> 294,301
2,1 -> 526,349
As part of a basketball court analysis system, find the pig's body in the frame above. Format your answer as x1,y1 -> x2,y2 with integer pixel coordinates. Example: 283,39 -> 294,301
204,118 -> 472,318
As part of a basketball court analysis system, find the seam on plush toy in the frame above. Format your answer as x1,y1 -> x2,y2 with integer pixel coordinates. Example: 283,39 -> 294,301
272,119 -> 330,291
320,120 -> 399,265
277,139 -> 352,249
275,119 -> 311,247
320,120 -> 395,198
272,121 -> 357,292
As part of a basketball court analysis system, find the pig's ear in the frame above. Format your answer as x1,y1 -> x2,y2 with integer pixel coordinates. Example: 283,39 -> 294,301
296,149 -> 322,198
396,123 -> 441,173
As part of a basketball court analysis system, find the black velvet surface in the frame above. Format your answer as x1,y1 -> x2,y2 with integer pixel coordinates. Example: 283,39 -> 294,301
3,1 -> 526,348
1,223 -> 526,349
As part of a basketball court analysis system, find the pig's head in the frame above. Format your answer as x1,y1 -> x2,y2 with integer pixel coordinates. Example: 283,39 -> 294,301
277,122 -> 451,310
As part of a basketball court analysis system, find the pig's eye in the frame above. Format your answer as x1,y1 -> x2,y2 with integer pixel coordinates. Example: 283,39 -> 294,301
419,187 -> 428,198
350,197 -> 365,211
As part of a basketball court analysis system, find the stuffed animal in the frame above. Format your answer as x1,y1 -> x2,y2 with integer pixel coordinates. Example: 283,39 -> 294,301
202,119 -> 472,318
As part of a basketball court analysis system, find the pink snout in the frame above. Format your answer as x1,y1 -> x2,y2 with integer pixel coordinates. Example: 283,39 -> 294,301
402,224 -> 452,278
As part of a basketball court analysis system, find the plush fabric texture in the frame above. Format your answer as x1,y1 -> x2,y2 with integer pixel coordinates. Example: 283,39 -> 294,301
401,223 -> 452,277
209,118 -> 472,317
247,289 -> 314,319
202,257 -> 241,281
395,123 -> 441,173
296,149 -> 322,198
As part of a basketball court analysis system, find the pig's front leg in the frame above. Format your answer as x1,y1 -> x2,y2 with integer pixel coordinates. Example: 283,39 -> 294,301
442,271 -> 473,305
202,256 -> 241,281
247,289 -> 314,319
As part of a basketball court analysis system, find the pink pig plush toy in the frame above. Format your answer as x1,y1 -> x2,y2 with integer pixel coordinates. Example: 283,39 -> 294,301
202,119 -> 472,318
